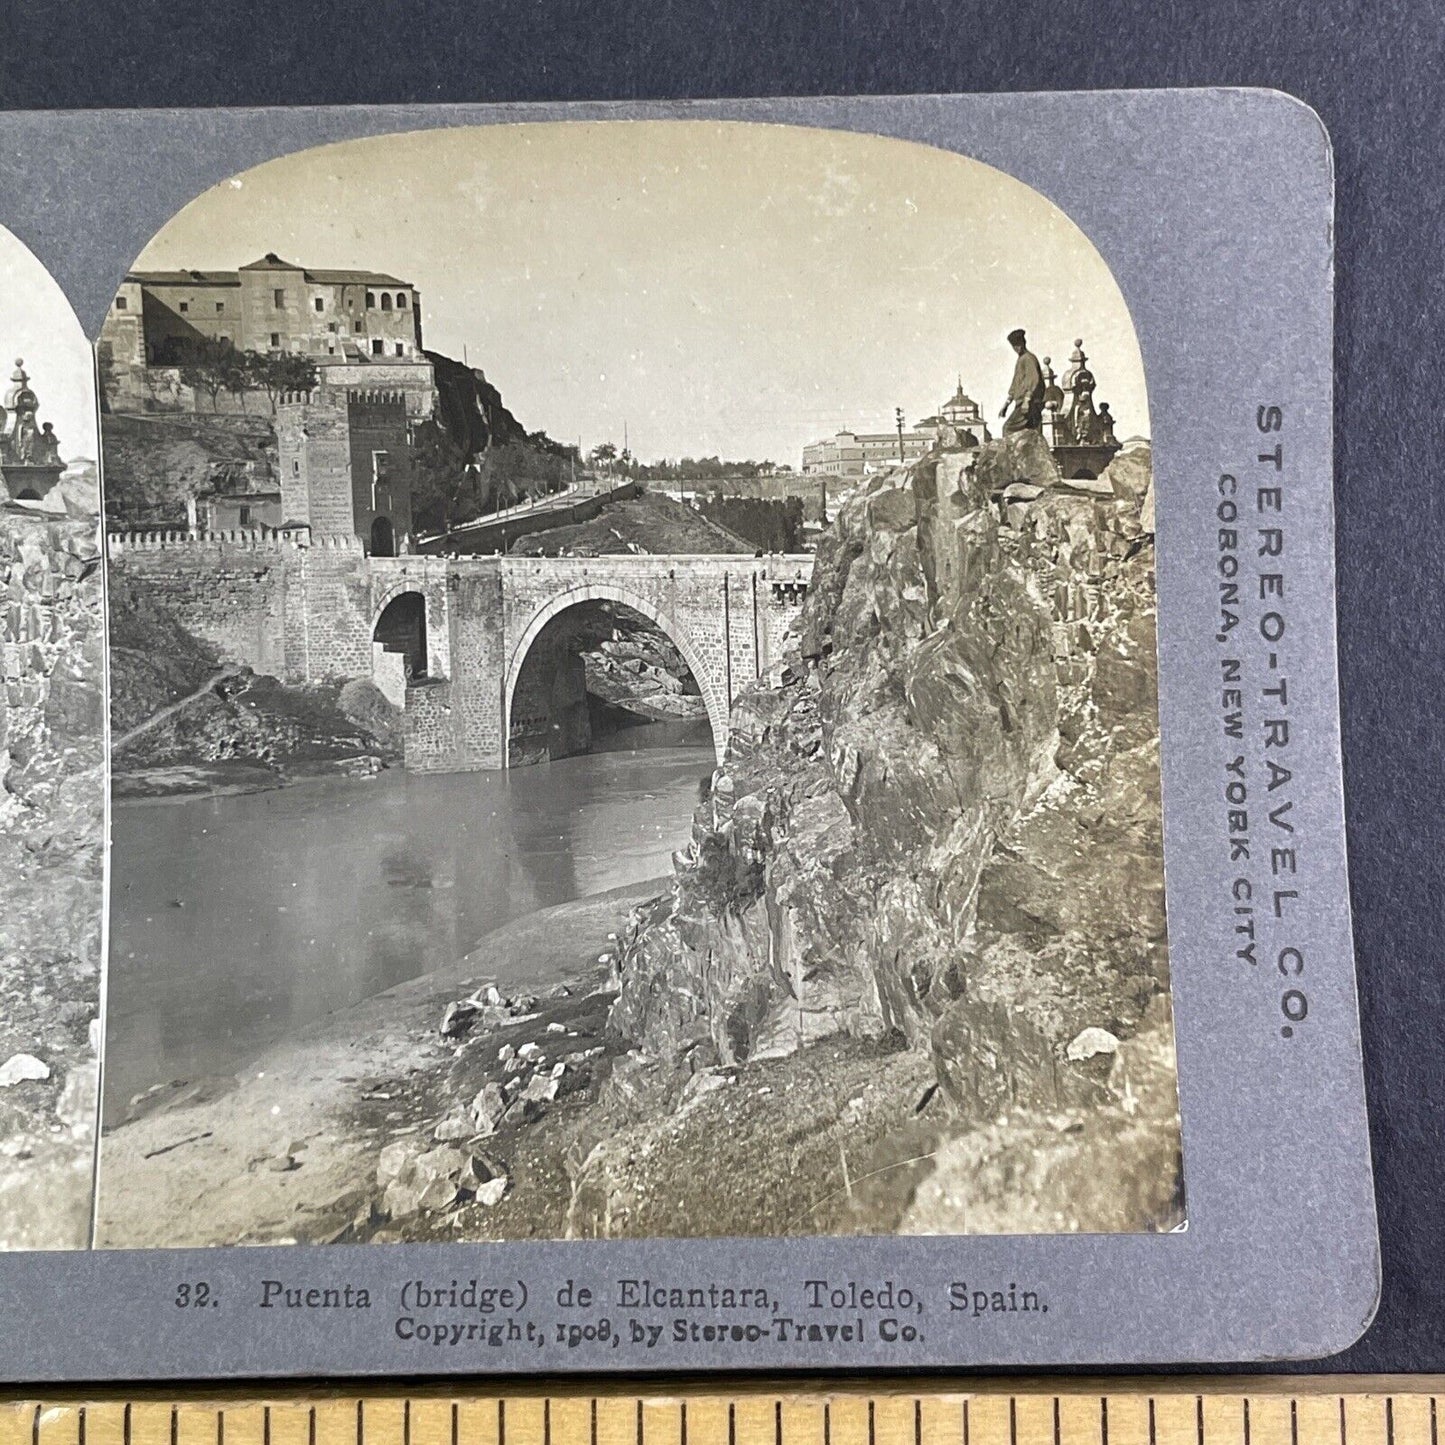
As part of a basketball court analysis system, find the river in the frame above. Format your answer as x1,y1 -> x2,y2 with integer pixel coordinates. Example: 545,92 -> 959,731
103,721 -> 713,1118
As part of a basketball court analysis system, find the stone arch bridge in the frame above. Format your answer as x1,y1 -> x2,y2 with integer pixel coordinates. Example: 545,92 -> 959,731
106,532 -> 813,771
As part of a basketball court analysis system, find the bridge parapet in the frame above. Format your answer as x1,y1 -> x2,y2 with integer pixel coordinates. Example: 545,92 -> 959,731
494,551 -> 815,769
496,552 -> 813,582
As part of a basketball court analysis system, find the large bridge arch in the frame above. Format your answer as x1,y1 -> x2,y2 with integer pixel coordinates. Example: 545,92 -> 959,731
502,582 -> 728,769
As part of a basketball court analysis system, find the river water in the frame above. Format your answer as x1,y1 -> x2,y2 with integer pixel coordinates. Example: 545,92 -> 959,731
103,721 -> 713,1117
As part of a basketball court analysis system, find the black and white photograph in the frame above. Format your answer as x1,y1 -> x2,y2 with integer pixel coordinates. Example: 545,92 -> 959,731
0,223 -> 105,1250
90,119 -> 1182,1248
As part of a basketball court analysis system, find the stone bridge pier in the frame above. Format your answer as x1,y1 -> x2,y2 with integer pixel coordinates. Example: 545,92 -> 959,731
370,553 -> 813,772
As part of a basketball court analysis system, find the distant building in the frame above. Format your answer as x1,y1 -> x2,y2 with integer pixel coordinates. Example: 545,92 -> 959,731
187,484 -> 284,533
99,253 -> 435,416
802,345 -> 1126,481
801,379 -> 991,478
802,425 -> 934,477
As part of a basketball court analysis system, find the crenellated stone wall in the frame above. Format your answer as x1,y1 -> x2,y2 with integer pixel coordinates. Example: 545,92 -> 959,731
107,530 -> 370,684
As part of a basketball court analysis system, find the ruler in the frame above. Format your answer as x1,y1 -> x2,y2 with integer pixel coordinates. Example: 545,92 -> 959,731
2,1382 -> 1441,1445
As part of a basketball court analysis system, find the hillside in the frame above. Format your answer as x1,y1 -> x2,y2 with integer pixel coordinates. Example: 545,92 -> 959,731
100,412 -> 277,527
106,568 -> 399,796
100,353 -> 568,529
509,490 -> 756,556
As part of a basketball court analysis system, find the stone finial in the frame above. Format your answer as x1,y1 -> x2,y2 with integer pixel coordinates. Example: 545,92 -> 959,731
1041,356 -> 1064,414
1060,340 -> 1088,395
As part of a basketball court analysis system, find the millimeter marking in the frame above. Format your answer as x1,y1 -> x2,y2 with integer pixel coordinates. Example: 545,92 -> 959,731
8,1386 -> 1445,1445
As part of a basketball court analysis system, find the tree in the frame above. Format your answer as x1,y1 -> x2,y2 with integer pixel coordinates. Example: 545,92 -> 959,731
589,441 -> 618,471
244,350 -> 318,412
179,339 -> 246,412
409,418 -> 481,536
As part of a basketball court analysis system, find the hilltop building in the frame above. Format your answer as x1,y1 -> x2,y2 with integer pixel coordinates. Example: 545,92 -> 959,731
0,359 -> 65,507
99,253 -> 435,416
801,342 -> 1125,481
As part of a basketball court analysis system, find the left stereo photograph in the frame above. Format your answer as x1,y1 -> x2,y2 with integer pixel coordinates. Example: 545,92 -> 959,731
0,223 -> 106,1250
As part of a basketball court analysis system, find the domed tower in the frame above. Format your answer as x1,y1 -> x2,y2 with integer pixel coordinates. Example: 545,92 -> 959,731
1050,338 -> 1122,481
938,376 -> 990,446
0,359 -> 65,506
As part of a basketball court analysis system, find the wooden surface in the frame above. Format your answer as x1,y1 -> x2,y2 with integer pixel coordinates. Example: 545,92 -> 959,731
2,1382 -> 1443,1445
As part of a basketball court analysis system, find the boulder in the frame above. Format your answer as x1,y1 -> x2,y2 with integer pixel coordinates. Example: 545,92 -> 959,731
521,1074 -> 560,1104
475,1176 -> 509,1207
1066,1027 -> 1121,1062
469,1082 -> 508,1135
382,1176 -> 426,1220
0,1054 -> 50,1087
1101,446 -> 1152,504
440,1000 -> 480,1038
433,1111 -> 473,1143
376,1136 -> 427,1190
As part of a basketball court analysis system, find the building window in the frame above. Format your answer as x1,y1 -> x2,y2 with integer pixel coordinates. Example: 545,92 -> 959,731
178,301 -> 189,313
292,459 -> 300,476
270,332 -> 280,348
216,301 -> 225,313
314,297 -> 324,312
395,343 -> 404,357
380,292 -> 393,311
114,295 -> 127,310
273,288 -> 285,308
353,320 -> 363,333
239,506 -> 252,527
365,291 -> 376,309
371,338 -> 384,356
327,322 -> 337,333
397,292 -> 408,309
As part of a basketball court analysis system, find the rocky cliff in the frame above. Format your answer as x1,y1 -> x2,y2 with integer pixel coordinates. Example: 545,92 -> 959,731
0,512 -> 105,1248
601,435 -> 1181,1234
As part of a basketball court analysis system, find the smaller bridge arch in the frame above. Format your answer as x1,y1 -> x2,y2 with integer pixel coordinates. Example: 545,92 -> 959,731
502,582 -> 728,769
371,587 -> 430,707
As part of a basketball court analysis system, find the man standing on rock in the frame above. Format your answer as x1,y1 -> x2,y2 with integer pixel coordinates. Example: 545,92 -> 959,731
999,328 -> 1045,434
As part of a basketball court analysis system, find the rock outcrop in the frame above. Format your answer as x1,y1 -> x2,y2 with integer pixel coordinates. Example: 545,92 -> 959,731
0,513 -> 105,1249
604,435 -> 1180,1232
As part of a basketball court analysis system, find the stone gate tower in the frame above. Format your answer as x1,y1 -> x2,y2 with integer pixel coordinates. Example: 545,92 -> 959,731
276,385 -> 415,555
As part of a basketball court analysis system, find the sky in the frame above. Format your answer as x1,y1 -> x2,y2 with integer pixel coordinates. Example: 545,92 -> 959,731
136,120 -> 1148,466
1,228 -> 98,466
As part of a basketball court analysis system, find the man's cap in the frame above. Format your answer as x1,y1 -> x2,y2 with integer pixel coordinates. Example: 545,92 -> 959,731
1007,328 -> 1027,347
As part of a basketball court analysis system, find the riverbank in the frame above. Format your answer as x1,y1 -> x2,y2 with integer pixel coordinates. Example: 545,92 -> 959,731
95,880 -> 660,1247
95,871 -> 958,1248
